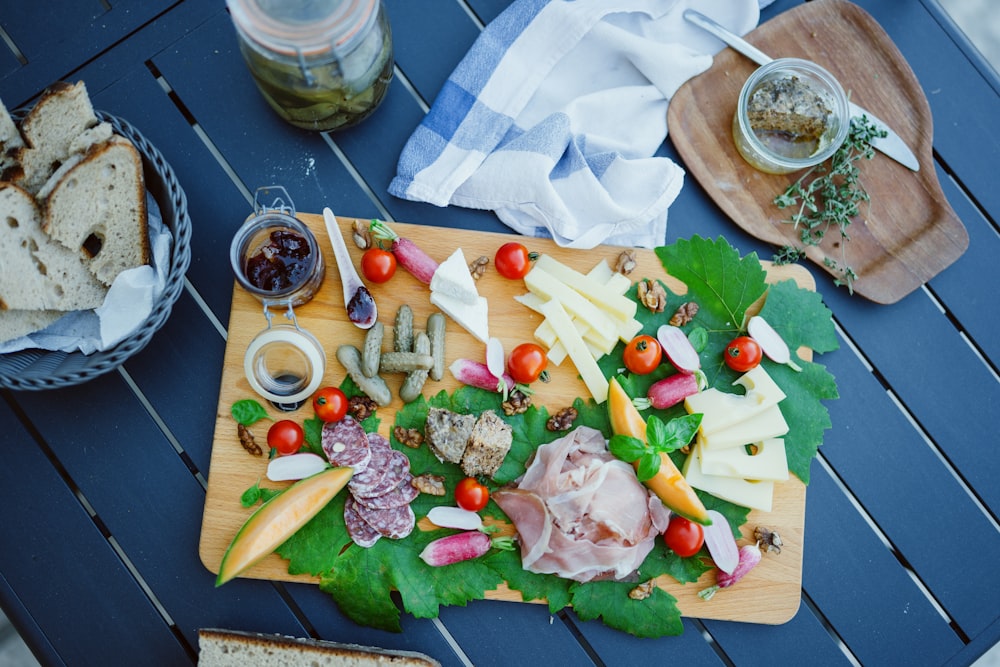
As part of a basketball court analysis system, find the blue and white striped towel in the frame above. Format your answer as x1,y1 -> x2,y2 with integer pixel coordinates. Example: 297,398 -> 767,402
389,0 -> 763,249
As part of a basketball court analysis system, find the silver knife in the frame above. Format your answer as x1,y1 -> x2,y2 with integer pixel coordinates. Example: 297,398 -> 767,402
683,9 -> 920,171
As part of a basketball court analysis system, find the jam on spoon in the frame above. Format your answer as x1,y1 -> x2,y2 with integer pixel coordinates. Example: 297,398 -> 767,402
323,207 -> 378,329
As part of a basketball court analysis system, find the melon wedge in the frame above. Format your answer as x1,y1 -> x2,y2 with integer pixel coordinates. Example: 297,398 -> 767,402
216,466 -> 352,586
607,378 -> 711,526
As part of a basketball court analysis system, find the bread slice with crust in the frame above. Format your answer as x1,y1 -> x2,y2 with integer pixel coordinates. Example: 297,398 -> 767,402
0,99 -> 24,175
0,182 -> 108,311
0,309 -> 63,345
40,135 -> 149,286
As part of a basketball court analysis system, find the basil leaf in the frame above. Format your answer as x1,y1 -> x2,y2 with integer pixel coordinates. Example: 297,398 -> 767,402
636,452 -> 661,482
656,413 -> 703,453
608,434 -> 646,463
240,482 -> 262,507
232,399 -> 270,426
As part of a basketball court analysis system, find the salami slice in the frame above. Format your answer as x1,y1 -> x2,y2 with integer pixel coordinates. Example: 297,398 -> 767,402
353,472 -> 420,510
322,417 -> 371,470
354,502 -> 415,540
348,433 -> 393,496
352,449 -> 410,499
344,496 -> 381,548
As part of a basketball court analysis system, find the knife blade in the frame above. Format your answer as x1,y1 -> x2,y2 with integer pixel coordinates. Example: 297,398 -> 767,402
683,9 -> 919,171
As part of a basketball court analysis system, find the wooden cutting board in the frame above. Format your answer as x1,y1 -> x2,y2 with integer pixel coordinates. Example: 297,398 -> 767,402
668,0 -> 967,304
200,215 -> 812,625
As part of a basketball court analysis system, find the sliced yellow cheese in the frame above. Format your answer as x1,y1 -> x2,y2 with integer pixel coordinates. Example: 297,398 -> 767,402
683,442 -> 774,512
524,266 -> 618,343
535,254 -> 637,322
684,365 -> 786,436
698,437 -> 789,482
538,297 -> 609,403
700,404 -> 789,450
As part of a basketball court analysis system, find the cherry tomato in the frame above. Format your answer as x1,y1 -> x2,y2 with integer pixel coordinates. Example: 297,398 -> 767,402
507,342 -> 548,384
455,477 -> 490,512
494,242 -> 534,280
312,387 -> 348,423
361,247 -> 397,283
623,335 -> 662,375
724,335 -> 763,373
664,515 -> 705,558
267,419 -> 304,456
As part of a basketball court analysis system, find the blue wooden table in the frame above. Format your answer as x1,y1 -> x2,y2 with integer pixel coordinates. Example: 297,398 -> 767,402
1,0 -> 998,664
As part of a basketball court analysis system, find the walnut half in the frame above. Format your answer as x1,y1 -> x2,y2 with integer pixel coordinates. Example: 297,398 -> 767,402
546,407 -> 578,431
637,278 -> 667,313
394,426 -> 424,448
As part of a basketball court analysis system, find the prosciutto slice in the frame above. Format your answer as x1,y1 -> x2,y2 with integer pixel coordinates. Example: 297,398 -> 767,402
493,426 -> 670,582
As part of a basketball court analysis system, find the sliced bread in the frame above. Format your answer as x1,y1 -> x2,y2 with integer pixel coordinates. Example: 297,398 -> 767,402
0,99 -> 24,175
0,309 -> 63,345
41,135 -> 150,286
6,81 -> 104,194
197,628 -> 442,667
0,182 -> 108,311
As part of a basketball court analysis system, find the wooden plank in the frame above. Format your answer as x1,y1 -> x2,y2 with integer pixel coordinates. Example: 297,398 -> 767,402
579,617 -> 728,666
200,215 -> 812,627
0,399 -> 193,665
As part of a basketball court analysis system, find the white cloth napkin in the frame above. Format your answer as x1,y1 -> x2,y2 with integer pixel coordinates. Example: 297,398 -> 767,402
0,192 -> 172,355
389,0 -> 762,249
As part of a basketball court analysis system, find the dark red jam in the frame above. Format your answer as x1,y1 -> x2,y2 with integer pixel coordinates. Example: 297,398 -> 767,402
244,230 -> 312,292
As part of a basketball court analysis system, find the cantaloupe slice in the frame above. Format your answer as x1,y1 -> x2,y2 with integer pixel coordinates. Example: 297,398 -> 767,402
216,466 -> 352,585
607,378 -> 711,526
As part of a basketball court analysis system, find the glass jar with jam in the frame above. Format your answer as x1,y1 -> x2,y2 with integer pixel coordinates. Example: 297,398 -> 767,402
226,0 -> 394,132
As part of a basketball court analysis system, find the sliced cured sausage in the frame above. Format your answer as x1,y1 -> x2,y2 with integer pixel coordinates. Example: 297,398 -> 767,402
354,502 -> 415,540
348,432 -> 393,496
353,473 -> 419,510
322,416 -> 371,470
344,496 -> 382,548
351,449 -> 410,499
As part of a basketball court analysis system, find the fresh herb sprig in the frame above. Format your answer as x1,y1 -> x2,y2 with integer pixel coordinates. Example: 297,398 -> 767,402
608,413 -> 702,481
772,116 -> 886,293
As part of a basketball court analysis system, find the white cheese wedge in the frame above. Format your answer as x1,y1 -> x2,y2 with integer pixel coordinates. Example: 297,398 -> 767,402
683,442 -> 774,512
429,291 -> 489,344
698,437 -> 789,481
700,404 -> 789,450
684,366 -> 786,436
430,248 -> 479,305
535,254 -> 638,323
538,297 -> 609,403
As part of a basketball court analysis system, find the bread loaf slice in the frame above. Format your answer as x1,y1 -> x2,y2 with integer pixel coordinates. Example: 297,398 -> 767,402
0,99 -> 24,175
0,182 -> 108,311
6,81 -> 106,194
197,629 -> 442,667
40,135 -> 149,286
0,310 -> 64,345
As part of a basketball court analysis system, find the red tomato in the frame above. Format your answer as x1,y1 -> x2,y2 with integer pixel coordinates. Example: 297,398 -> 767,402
494,242 -> 534,280
267,419 -> 304,456
664,515 -> 705,558
724,336 -> 762,373
455,477 -> 490,512
361,247 -> 397,283
507,343 -> 548,384
312,387 -> 348,423
623,335 -> 662,375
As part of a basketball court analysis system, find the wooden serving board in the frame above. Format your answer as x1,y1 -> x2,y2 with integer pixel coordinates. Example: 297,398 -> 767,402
200,215 -> 812,625
668,0 -> 967,304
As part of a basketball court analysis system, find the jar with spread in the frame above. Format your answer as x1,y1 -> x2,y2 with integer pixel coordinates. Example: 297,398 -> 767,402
226,0 -> 393,132
733,58 -> 849,174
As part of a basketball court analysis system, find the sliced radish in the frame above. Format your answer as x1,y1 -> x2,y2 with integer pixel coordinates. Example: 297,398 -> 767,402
486,337 -> 505,381
656,324 -> 701,374
747,315 -> 802,372
426,506 -> 484,531
266,452 -> 330,482
702,509 -> 739,574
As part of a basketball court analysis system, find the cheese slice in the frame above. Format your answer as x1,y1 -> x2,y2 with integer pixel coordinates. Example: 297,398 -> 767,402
429,291 -> 489,343
535,254 -> 637,322
430,248 -> 479,304
684,366 -> 786,436
698,437 -> 789,481
524,266 -> 618,343
683,442 -> 774,511
538,297 -> 609,403
700,404 -> 789,450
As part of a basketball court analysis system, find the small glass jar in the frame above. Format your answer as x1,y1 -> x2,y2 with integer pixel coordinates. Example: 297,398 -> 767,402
244,324 -> 326,410
226,0 -> 393,131
733,58 -> 849,174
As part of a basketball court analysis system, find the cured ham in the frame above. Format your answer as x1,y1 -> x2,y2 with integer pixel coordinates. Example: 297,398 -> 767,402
493,426 -> 670,582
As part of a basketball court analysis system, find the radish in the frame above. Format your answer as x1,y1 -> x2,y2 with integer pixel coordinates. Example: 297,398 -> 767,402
419,530 -> 515,566
449,358 -> 517,399
266,453 -> 329,482
702,510 -> 739,575
369,219 -> 439,283
486,337 -> 505,380
656,325 -> 701,374
640,369 -> 707,410
698,541 -> 762,600
747,315 -> 802,372
426,506 -> 483,531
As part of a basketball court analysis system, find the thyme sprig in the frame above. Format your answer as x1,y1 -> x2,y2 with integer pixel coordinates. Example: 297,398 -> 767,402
772,116 -> 886,293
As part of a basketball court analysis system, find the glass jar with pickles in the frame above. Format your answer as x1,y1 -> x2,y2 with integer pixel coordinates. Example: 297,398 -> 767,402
226,0 -> 393,132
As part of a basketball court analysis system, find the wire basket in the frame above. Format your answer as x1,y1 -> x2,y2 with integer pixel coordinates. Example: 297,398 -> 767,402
0,111 -> 192,390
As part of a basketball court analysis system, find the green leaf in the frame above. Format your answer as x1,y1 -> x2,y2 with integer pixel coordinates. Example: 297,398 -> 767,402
302,416 -> 325,457
608,434 -> 645,463
647,413 -> 702,453
231,399 -> 270,426
318,542 -> 401,632
570,581 -> 684,638
636,452 -> 661,481
639,538 -> 713,583
489,547 -> 572,613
